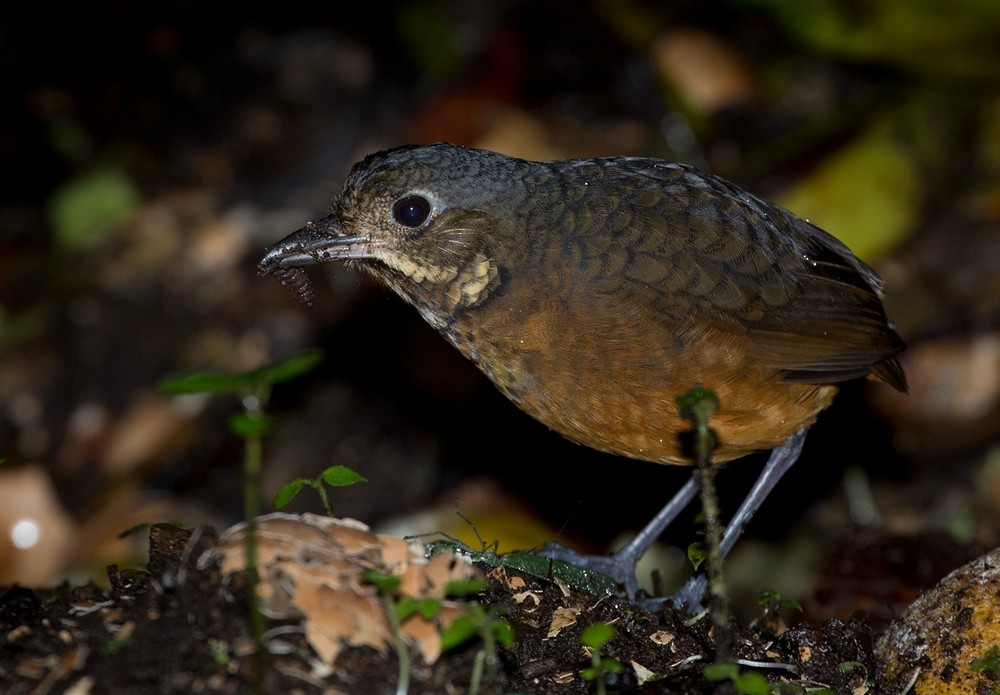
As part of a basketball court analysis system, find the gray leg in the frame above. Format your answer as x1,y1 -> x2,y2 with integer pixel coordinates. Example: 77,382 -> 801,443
539,429 -> 809,608
668,429 -> 808,611
538,472 -> 699,598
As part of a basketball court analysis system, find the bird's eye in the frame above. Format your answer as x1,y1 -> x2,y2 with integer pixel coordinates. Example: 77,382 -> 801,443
392,195 -> 431,228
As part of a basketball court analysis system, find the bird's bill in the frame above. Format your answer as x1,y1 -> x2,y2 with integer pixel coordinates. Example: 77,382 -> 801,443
258,214 -> 378,306
257,214 -> 371,276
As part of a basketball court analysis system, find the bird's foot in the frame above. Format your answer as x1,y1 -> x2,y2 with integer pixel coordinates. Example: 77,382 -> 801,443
536,541 -> 640,598
537,541 -> 709,612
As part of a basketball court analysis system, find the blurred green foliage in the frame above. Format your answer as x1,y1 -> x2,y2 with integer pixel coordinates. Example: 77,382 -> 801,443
740,0 -> 1000,78
778,117 -> 919,261
48,167 -> 140,250
396,0 -> 461,81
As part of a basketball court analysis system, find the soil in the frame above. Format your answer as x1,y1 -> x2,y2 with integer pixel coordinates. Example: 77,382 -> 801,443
0,522 -> 946,695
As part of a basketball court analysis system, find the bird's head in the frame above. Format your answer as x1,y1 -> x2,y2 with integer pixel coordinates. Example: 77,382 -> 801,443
259,143 -> 531,328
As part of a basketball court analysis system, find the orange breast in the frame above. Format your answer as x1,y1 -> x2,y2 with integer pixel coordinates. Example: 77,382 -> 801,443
448,283 -> 837,465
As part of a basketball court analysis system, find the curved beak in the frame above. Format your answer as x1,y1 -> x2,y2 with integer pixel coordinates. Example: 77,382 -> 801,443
258,214 -> 373,273
258,214 -> 373,307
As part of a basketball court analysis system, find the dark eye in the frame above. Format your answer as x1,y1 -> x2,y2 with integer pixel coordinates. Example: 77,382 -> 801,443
392,195 -> 431,228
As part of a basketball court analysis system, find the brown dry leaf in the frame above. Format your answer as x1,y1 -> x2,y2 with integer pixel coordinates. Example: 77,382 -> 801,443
302,583 -> 389,664
650,29 -> 756,113
511,590 -> 542,610
487,565 -> 515,588
650,630 -> 675,647
203,512 -> 482,667
506,574 -> 526,590
102,394 -> 196,477
632,661 -> 656,685
401,613 -> 442,665
435,603 -> 467,633
872,331 -> 1000,458
0,465 -> 76,585
472,107 -> 565,162
546,606 -> 581,639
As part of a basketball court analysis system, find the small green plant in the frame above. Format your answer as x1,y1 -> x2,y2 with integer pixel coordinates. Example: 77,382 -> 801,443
971,644 -> 1000,679
757,589 -> 803,632
703,662 -> 771,694
580,622 -> 623,695
677,386 -> 730,659
363,570 -> 412,695
273,465 -> 367,515
757,589 -> 802,613
363,569 -> 510,695
101,634 -> 133,655
209,638 -> 231,666
439,582 -> 513,695
158,349 -> 323,686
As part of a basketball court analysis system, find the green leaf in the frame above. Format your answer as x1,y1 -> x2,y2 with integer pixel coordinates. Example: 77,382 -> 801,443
444,578 -> 489,597
732,671 -> 771,694
49,167 -> 140,250
395,0 -> 460,80
415,598 -> 442,620
158,370 -> 250,395
603,657 -> 624,673
776,116 -> 919,261
361,569 -> 401,594
492,619 -> 514,646
396,597 -> 438,622
227,413 -> 274,438
838,661 -> 867,674
581,623 -> 615,650
440,614 -> 479,651
273,479 -> 308,509
703,662 -> 739,682
248,349 -> 324,387
742,0 -> 1000,79
971,644 -> 1000,677
158,350 -> 323,395
320,465 -> 368,487
687,542 -> 707,571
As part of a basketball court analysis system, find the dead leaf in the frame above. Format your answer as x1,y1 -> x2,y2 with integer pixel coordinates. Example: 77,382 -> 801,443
203,513 -> 482,667
546,607 -> 580,639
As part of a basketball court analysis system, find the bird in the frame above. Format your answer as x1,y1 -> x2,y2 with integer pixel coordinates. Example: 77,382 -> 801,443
259,142 -> 906,605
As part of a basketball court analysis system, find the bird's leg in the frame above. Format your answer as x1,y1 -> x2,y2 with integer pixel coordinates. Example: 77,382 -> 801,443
537,473 -> 699,599
539,429 -> 808,608
668,429 -> 809,612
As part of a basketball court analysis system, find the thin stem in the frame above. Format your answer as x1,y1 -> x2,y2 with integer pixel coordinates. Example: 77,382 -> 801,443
243,385 -> 269,692
678,387 -> 730,660
382,594 -> 410,695
695,440 -> 730,661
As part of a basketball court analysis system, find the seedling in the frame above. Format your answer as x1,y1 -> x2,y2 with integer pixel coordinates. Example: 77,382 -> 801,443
158,349 -> 323,683
363,570 -> 412,695
757,589 -> 803,632
677,386 -> 730,659
273,464 -> 367,515
580,622 -> 623,695
703,662 -> 771,694
364,568 -> 511,695
441,597 -> 513,695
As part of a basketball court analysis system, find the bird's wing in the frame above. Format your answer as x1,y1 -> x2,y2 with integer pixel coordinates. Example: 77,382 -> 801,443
582,162 -> 906,390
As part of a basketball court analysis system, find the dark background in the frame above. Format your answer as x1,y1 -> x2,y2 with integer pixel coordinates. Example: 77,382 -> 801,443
1,0 -> 998,610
